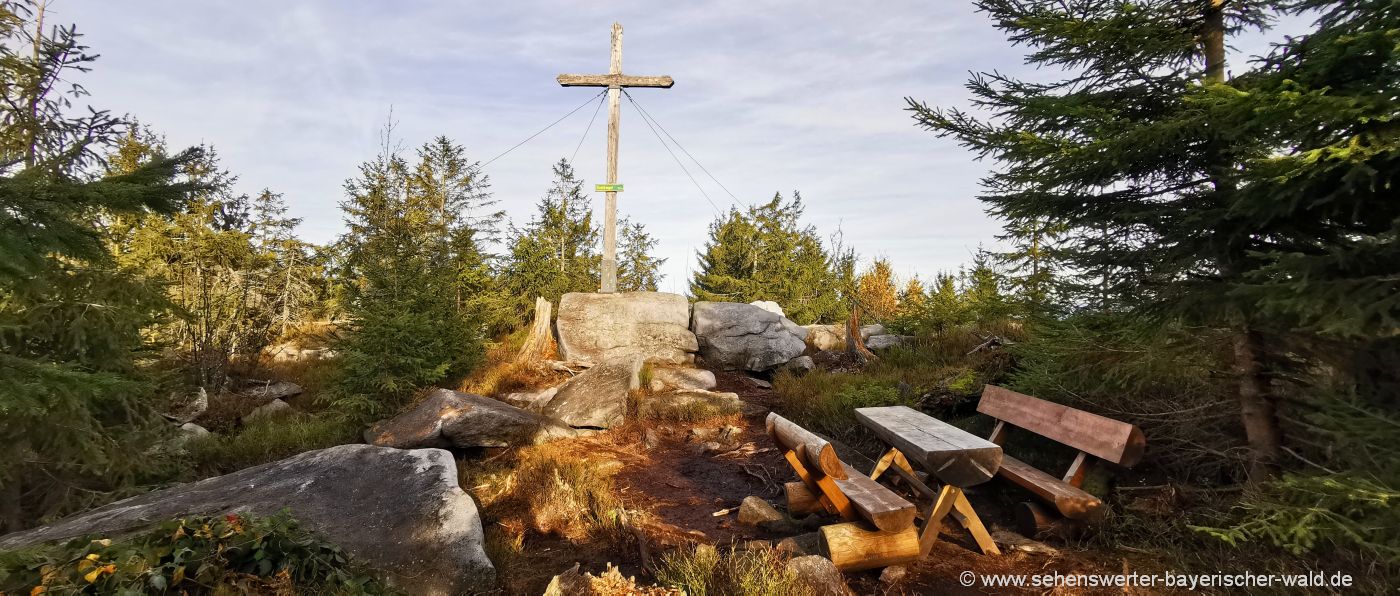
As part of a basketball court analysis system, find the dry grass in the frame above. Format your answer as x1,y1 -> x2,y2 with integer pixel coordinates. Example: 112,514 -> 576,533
653,543 -> 811,596
458,329 -> 568,396
465,442 -> 629,543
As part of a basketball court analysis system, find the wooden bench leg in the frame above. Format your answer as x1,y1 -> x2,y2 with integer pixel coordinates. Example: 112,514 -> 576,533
869,448 -> 898,481
951,490 -> 1001,555
918,485 -> 959,557
785,449 -> 854,520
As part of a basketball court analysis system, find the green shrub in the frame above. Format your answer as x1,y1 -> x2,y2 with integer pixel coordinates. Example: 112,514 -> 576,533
0,512 -> 388,594
185,414 -> 360,477
654,544 -> 810,596
774,371 -> 914,444
1193,473 -> 1400,564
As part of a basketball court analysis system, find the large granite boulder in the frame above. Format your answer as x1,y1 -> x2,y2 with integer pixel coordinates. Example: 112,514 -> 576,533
540,356 -> 641,428
365,388 -> 580,449
555,292 -> 698,366
692,302 -> 808,372
803,324 -> 845,351
0,445 -> 494,595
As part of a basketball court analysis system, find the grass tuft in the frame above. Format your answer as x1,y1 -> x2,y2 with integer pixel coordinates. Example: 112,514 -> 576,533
654,543 -> 811,596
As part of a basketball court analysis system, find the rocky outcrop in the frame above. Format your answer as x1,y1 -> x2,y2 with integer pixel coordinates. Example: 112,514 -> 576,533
803,324 -> 845,352
541,356 -> 641,428
692,302 -> 808,372
242,398 -> 292,424
639,389 -> 742,419
865,334 -> 909,350
365,388 -> 580,449
555,292 -> 698,366
243,381 -> 304,403
648,366 -> 717,392
0,445 -> 494,595
749,300 -> 784,316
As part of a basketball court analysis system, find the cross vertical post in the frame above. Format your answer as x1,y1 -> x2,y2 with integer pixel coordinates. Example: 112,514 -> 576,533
558,23 -> 673,293
602,23 -> 622,293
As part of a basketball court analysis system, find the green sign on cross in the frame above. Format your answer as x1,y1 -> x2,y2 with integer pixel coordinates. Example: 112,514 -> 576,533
595,183 -> 624,192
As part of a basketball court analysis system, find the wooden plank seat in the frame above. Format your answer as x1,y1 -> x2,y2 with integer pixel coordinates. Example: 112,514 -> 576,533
977,385 -> 1146,535
765,412 -> 920,570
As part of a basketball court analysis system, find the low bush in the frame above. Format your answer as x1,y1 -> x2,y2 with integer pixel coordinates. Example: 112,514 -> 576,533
654,544 -> 810,596
184,414 -> 360,477
773,370 -> 914,444
0,512 -> 387,594
1194,473 -> 1400,564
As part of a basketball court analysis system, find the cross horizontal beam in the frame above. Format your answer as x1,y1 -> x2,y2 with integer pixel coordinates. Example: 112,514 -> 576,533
557,73 -> 674,88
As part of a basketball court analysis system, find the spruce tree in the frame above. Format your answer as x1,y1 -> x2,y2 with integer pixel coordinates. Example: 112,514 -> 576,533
500,159 -> 600,309
333,130 -> 479,417
690,193 -> 842,323
617,218 -> 665,292
907,0 -> 1290,477
0,1 -> 198,530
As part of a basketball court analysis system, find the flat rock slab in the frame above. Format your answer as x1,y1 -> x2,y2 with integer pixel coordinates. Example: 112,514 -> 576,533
0,445 -> 494,595
640,390 -> 742,419
556,292 -> 698,366
649,366 -> 717,392
366,388 -> 580,448
541,356 -> 641,428
692,302 -> 808,372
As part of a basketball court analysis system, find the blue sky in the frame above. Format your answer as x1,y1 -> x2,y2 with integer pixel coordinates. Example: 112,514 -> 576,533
65,1 -> 1303,294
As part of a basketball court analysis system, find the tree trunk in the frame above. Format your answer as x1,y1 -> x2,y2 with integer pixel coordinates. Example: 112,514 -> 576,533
844,306 -> 875,364
1203,0 -> 1227,83
1233,326 -> 1280,480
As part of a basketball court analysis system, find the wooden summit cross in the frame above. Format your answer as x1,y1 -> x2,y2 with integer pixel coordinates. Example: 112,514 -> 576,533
558,23 -> 673,293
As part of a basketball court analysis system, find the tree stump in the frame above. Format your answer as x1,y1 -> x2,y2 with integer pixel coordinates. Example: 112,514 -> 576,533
514,297 -> 556,366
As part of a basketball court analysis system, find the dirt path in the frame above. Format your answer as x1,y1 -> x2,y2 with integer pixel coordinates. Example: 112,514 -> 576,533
500,370 -> 1153,594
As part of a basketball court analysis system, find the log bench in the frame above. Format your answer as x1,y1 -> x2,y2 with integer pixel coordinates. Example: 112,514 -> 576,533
765,412 -> 920,571
977,385 -> 1146,538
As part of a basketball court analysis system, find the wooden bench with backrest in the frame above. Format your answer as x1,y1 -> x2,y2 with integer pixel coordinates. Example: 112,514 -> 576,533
765,412 -> 920,571
977,385 -> 1146,537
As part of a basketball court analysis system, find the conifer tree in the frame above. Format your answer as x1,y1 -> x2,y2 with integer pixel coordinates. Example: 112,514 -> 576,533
0,1 -> 198,530
333,128 -> 480,417
617,218 -> 665,292
854,258 -> 899,322
907,0 -> 1291,476
898,276 -> 927,314
500,159 -> 600,310
691,193 -> 842,323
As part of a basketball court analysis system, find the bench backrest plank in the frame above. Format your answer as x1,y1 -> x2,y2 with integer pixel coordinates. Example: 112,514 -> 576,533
977,385 -> 1145,466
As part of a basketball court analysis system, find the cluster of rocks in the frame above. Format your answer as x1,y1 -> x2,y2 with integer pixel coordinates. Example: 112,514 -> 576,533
167,380 -> 306,444
802,322 -> 911,352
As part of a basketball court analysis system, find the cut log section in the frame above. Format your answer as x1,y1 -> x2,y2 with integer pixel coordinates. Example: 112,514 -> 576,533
784,481 -> 825,516
766,412 -> 847,480
820,522 -> 920,571
1015,501 -> 1082,541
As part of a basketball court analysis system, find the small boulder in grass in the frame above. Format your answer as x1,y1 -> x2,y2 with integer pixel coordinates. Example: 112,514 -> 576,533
786,555 -> 855,596
880,565 -> 908,584
242,398 -> 292,424
737,496 -> 784,526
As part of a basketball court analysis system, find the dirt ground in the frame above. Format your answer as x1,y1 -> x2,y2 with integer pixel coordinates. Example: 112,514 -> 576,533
490,370 -> 1160,595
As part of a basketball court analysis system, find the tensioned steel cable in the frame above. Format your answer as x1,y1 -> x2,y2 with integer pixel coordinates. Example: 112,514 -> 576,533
476,89 -> 607,170
570,92 -> 608,164
625,89 -> 744,208
623,89 -> 723,215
